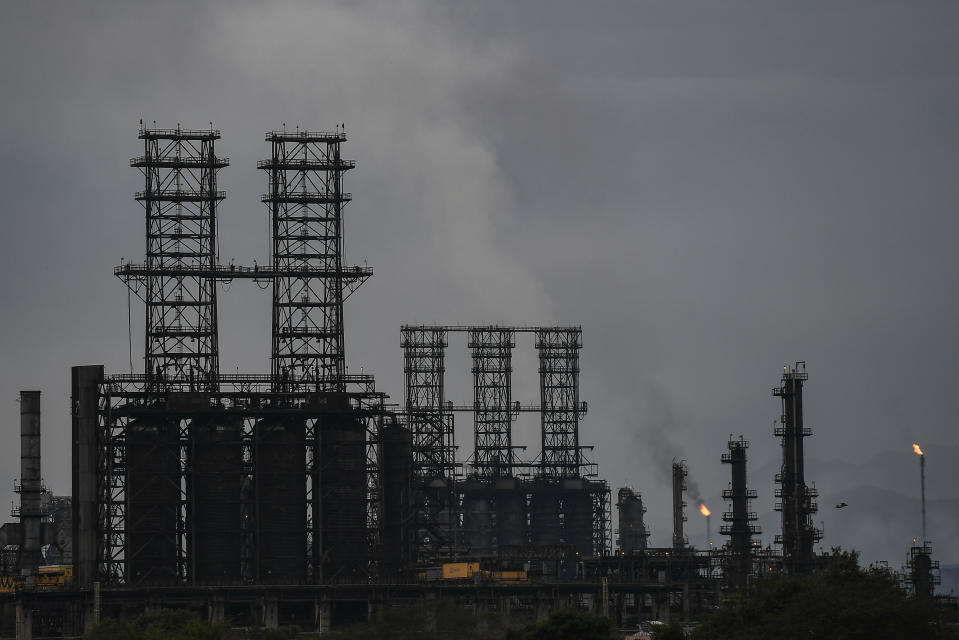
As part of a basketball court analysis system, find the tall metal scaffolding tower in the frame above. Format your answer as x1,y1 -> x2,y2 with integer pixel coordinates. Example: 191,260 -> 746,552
402,327 -> 455,563
257,129 -> 376,583
536,329 -> 582,477
258,128 -> 368,389
720,437 -> 760,588
112,125 -> 229,585
125,125 -> 228,388
469,328 -> 516,477
773,362 -> 821,574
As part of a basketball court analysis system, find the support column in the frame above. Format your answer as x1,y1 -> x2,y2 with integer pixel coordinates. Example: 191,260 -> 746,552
15,598 -> 32,640
317,595 -> 331,634
263,596 -> 279,630
208,594 -> 225,624
535,590 -> 551,622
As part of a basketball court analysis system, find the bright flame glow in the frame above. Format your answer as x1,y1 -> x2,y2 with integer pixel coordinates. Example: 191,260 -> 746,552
913,443 -> 923,456
699,503 -> 710,517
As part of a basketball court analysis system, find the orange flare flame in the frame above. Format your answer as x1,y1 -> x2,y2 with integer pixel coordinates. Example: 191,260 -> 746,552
699,503 -> 710,517
913,443 -> 923,456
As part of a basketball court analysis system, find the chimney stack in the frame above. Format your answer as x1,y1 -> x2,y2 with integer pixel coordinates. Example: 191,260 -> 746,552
17,390 -> 44,575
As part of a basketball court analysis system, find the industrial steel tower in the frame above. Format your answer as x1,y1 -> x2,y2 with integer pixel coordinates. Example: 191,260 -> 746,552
720,436 -> 760,588
95,125 -> 385,588
537,329 -> 583,477
401,326 -> 610,561
470,328 -> 516,477
773,362 -> 821,574
462,328 -> 520,555
402,327 -> 455,562
123,125 -> 229,388
259,128 -> 369,390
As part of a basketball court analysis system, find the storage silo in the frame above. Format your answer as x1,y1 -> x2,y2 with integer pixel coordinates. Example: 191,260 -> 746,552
190,418 -> 243,583
255,419 -> 307,584
563,487 -> 594,557
316,411 -> 368,583
495,483 -> 527,547
380,421 -> 412,580
126,419 -> 180,585
529,482 -> 562,546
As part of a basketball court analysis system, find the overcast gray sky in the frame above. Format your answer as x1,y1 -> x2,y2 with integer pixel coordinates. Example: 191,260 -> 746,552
2,1 -> 958,569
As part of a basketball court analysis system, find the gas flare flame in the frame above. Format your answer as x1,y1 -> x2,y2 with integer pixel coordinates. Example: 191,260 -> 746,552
913,443 -> 923,456
699,502 -> 710,517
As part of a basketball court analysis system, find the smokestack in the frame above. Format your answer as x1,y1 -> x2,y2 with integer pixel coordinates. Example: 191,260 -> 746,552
17,391 -> 44,575
707,514 -> 711,549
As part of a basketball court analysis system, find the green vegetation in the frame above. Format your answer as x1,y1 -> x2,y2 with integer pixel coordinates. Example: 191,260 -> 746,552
85,609 -> 300,640
650,621 -> 686,640
324,599 -> 508,640
692,550 -> 958,640
83,605 -> 619,640
505,609 -> 618,640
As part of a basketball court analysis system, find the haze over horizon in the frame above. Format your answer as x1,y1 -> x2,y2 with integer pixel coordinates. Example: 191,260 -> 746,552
1,1 -> 957,570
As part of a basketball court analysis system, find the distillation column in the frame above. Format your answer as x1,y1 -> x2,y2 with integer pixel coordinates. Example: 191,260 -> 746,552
671,461 -> 688,549
617,487 -> 649,554
773,362 -> 821,574
720,437 -> 759,588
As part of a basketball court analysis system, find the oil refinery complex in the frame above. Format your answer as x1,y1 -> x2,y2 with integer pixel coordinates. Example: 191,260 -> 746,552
0,125 -> 949,638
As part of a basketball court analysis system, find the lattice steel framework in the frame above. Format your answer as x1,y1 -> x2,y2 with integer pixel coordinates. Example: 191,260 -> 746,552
402,328 -> 455,561
99,125 -> 385,586
124,125 -> 228,389
536,328 -> 583,477
590,480 -> 612,556
258,130 -> 368,390
401,325 -> 604,560
773,362 -> 821,574
468,328 -> 516,477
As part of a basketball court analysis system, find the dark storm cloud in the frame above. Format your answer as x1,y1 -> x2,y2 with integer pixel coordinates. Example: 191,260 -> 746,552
1,1 -> 957,566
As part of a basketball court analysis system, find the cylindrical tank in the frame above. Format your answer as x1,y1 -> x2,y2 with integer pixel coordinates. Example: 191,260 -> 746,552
317,412 -> 368,583
190,418 -> 242,583
564,489 -> 594,557
462,491 -> 494,555
529,485 -> 562,546
255,419 -> 307,584
126,419 -> 180,584
380,422 -> 412,580
496,487 -> 527,547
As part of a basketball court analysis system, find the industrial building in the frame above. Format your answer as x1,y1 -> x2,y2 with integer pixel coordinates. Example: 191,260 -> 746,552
0,125 -> 950,637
